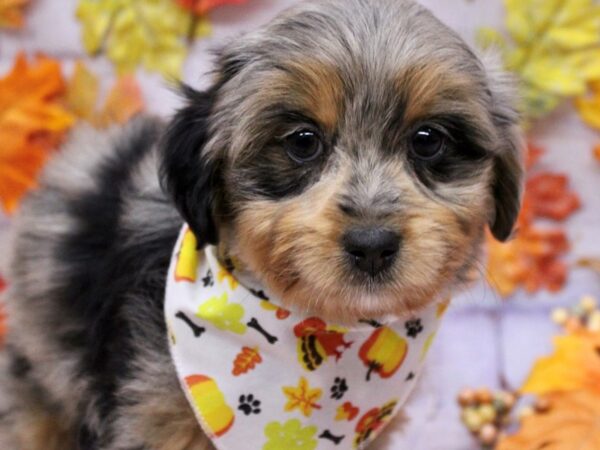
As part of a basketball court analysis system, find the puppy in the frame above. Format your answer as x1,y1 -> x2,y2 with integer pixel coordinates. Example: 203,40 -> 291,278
0,0 -> 524,449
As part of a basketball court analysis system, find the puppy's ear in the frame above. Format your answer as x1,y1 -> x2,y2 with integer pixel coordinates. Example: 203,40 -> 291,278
160,85 -> 222,247
489,131 -> 524,241
160,46 -> 251,246
483,54 -> 525,242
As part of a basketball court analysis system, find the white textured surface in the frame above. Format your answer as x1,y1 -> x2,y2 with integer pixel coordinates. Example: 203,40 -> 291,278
1,1 -> 600,449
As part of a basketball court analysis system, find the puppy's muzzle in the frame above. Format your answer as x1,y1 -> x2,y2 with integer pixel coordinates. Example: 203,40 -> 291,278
342,228 -> 400,276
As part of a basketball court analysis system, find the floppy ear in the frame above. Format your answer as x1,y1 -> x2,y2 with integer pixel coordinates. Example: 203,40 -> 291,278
489,129 -> 524,241
159,85 -> 222,247
483,54 -> 525,242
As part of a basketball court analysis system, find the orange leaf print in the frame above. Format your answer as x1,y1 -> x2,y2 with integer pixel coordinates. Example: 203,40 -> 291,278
0,53 -> 75,213
0,0 -> 29,29
282,377 -> 322,417
232,346 -> 262,376
594,144 -> 600,162
176,0 -> 246,15
496,391 -> 600,450
335,402 -> 360,422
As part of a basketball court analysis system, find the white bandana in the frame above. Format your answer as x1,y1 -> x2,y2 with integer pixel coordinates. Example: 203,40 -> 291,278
165,226 -> 448,450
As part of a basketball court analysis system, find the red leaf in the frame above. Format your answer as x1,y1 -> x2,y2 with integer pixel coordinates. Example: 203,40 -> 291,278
176,0 -> 247,15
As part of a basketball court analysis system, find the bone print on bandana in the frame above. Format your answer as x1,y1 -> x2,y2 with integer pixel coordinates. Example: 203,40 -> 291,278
165,226 -> 448,450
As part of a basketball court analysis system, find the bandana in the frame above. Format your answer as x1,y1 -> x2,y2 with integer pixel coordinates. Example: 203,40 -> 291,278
165,226 -> 448,450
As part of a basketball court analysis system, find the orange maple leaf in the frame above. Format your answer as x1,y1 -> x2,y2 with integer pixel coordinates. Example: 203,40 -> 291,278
0,53 -> 75,213
65,62 -> 144,128
177,0 -> 246,15
496,391 -> 600,450
594,144 -> 600,162
486,227 -> 569,296
522,173 -> 581,222
232,346 -> 262,376
0,0 -> 29,29
521,332 -> 600,396
486,144 -> 579,297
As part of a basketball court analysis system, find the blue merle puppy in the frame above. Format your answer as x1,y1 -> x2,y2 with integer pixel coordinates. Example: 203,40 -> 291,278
0,0 -> 523,449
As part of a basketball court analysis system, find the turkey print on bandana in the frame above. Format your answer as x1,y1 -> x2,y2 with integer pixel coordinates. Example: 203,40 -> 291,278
165,227 -> 449,450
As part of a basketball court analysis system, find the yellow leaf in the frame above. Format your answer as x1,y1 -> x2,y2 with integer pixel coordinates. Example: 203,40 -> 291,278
76,0 -> 203,78
575,80 -> 600,129
488,0 -> 600,120
521,333 -> 600,396
65,62 -> 100,121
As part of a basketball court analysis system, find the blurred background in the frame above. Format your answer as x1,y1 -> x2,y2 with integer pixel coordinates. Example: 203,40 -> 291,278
1,1 -> 599,449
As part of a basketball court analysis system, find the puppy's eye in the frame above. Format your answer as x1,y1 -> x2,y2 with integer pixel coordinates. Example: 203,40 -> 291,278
410,126 -> 446,161
284,129 -> 323,163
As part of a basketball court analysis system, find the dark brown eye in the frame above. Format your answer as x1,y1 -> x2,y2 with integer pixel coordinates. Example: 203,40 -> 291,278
284,129 -> 323,163
410,126 -> 446,160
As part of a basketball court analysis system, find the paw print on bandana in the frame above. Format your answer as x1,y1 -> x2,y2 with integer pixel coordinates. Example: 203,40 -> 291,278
330,377 -> 348,400
202,269 -> 214,287
238,394 -> 261,415
405,318 -> 423,339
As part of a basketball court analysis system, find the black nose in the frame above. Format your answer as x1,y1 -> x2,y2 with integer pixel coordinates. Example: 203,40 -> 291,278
342,228 -> 400,276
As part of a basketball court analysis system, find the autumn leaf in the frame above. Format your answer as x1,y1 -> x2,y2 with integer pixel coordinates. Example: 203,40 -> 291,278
521,333 -> 600,396
0,53 -> 75,213
486,145 -> 578,297
0,0 -> 29,29
486,227 -> 569,296
282,377 -> 322,417
76,0 -> 211,78
65,61 -> 144,128
575,80 -> 600,129
578,258 -> 600,275
496,391 -> 600,450
232,346 -> 262,376
478,0 -> 600,121
177,0 -> 247,15
522,173 -> 581,222
594,144 -> 600,162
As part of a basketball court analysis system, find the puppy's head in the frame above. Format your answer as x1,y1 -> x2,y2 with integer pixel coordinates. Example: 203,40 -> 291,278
161,0 -> 524,320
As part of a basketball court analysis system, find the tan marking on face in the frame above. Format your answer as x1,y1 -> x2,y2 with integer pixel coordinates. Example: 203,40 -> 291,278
230,153 -> 493,322
398,64 -> 490,127
244,61 -> 344,133
284,61 -> 344,131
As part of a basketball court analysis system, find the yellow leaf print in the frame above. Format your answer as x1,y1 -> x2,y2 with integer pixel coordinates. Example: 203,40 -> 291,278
217,267 -> 239,290
282,377 -> 322,417
197,292 -> 247,334
175,229 -> 199,282
421,332 -> 436,361
263,419 -> 317,450
478,0 -> 600,121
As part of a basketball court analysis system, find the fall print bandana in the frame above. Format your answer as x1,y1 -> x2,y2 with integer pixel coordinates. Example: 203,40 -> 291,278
165,226 -> 449,450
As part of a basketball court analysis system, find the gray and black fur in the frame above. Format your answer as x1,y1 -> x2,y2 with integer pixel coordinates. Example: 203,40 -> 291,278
0,0 -> 524,449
